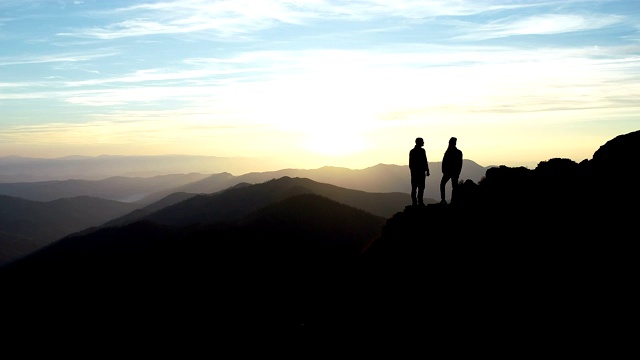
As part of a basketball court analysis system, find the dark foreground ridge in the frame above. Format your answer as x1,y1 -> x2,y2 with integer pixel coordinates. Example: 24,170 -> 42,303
1,130 -> 638,349
343,130 -> 639,343
346,200 -> 634,337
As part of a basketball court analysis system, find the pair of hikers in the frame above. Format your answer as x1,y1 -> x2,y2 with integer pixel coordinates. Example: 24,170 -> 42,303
409,136 -> 463,206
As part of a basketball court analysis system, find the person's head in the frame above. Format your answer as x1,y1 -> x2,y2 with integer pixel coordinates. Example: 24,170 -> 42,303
449,137 -> 457,146
415,137 -> 424,146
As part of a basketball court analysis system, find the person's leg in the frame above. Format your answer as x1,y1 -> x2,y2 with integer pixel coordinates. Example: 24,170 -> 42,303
417,177 -> 425,205
440,175 -> 450,203
451,176 -> 459,204
411,177 -> 418,205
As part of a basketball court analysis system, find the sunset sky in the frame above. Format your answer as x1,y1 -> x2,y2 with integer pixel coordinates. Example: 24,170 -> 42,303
1,0 -> 639,171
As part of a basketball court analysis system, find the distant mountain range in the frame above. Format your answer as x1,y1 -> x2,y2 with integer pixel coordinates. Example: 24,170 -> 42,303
1,129 -> 638,340
0,173 -> 211,202
132,159 -> 487,206
0,154 -> 281,181
0,159 -> 486,204
98,176 -> 402,229
0,176 -> 407,265
0,160 -> 485,264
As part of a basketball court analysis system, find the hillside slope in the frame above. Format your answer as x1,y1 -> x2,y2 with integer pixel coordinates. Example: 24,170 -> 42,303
1,193 -> 386,331
0,195 -> 138,265
106,176 -> 408,230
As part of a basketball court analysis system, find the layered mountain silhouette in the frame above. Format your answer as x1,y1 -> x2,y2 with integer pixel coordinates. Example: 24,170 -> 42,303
0,154 -> 269,181
0,160 -> 486,205
99,176 -> 407,229
134,159 -> 485,206
0,176 -> 407,265
0,195 -> 138,264
1,130 -> 638,342
1,191 -> 386,333
0,173 -> 210,202
0,160 -> 484,264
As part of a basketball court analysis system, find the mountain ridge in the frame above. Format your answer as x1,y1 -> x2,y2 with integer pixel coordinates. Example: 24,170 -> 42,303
0,195 -> 138,240
0,176 -> 410,265
0,160 -> 486,206
92,176 -> 406,229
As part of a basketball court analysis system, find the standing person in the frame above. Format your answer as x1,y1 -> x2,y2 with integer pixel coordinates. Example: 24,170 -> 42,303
440,137 -> 463,205
409,137 -> 430,206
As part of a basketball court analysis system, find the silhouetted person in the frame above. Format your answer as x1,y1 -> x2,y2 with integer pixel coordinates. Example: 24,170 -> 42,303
440,137 -> 463,204
409,137 -> 430,206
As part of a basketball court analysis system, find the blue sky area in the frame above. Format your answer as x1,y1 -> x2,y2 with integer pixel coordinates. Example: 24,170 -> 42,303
1,0 -> 639,170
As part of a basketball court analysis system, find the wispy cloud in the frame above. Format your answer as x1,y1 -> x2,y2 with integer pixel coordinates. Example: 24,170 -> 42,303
3,42 -> 638,115
453,13 -> 625,41
0,52 -> 118,66
57,0 -> 311,40
0,17 -> 12,27
56,0 -> 549,40
0,111 -> 271,158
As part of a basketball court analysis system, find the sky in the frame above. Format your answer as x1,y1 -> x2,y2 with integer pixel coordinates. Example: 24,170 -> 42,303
0,0 -> 639,171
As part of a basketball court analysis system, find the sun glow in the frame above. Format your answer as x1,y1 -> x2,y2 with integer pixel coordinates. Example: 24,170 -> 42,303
304,127 -> 368,156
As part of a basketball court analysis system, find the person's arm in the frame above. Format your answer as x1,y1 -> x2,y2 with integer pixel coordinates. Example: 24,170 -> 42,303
425,151 -> 430,176
424,154 -> 431,176
442,150 -> 448,174
456,150 -> 463,174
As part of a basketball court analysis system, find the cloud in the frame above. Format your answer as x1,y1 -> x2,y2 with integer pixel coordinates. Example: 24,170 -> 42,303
55,0 -> 544,40
3,42 -> 638,117
0,52 -> 118,66
57,0 -> 312,40
453,13 -> 625,40
0,109 -> 271,157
